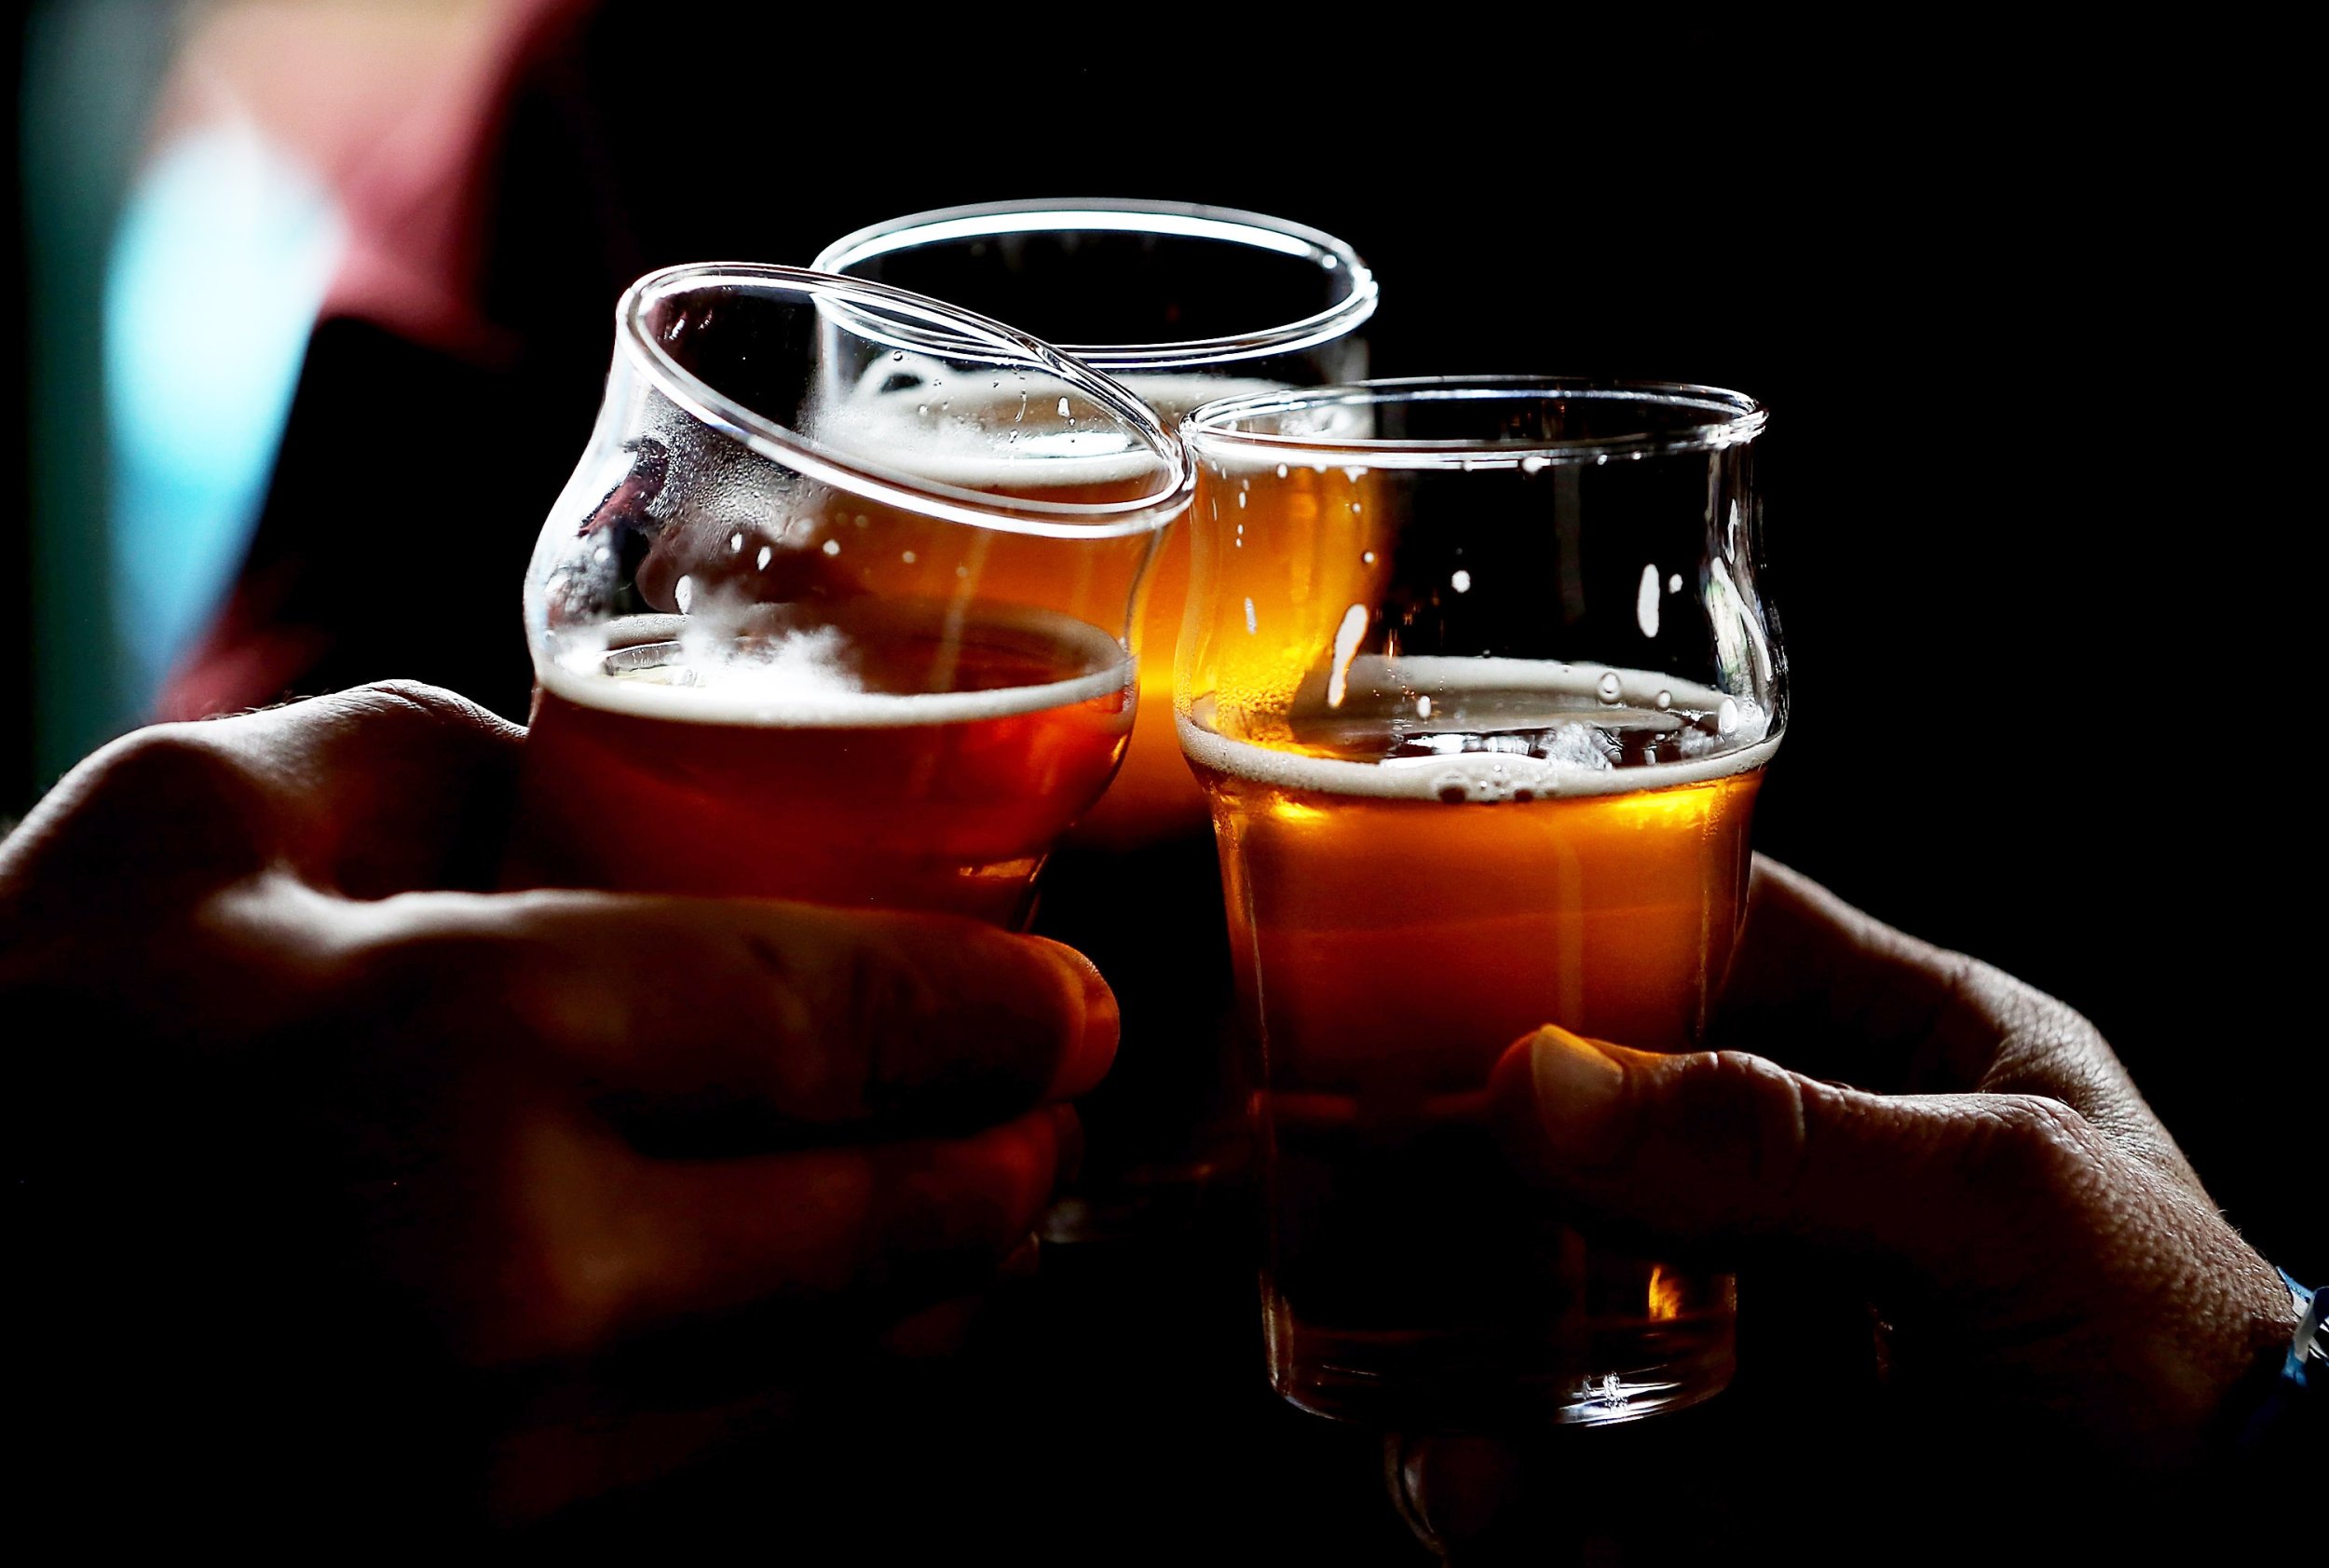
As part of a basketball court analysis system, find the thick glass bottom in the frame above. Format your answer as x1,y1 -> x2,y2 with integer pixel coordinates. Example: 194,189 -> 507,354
1267,1294 -> 1737,1430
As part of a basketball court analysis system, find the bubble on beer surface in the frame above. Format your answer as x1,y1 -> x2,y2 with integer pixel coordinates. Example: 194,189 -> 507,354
1637,565 -> 1661,637
1655,689 -> 1672,711
1597,671 -> 1623,703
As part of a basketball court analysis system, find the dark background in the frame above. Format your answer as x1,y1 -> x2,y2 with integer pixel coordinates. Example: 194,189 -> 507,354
6,6 -> 2312,1555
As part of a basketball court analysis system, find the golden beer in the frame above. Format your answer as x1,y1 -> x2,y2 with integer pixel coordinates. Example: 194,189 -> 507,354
1185,672 -> 1764,1423
518,603 -> 1133,923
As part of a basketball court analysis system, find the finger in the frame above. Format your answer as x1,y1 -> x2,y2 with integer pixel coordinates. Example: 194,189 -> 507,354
1491,1024 -> 2124,1297
1712,856 -> 1979,1088
1,682 -> 521,924
508,1104 -> 1072,1359
241,682 -> 527,894
356,891 -> 1117,1131
1717,859 -> 2159,1139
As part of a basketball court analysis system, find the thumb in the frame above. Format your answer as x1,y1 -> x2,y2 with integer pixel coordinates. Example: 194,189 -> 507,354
1488,1024 -> 2115,1296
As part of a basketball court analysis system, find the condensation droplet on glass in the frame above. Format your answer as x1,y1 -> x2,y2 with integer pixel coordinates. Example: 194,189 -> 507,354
1056,397 -> 1070,418
1655,689 -> 1672,711
674,575 -> 694,612
1521,455 -> 1549,475
821,539 -> 840,557
1718,697 -> 1739,734
1416,695 -> 1433,718
1237,492 -> 1246,509
1636,563 -> 1661,638
917,404 -> 929,417
1594,453 -> 1609,466
901,551 -> 917,564
956,566 -> 970,579
1361,551 -> 1376,565
756,545 -> 772,570
1597,671 -> 1623,703
1451,569 -> 1473,593
1668,572 -> 1683,593
1276,464 -> 1288,478
892,349 -> 905,361
729,531 -> 744,554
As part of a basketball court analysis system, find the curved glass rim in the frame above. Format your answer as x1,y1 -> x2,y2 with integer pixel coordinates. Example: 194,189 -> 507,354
617,261 -> 1192,539
811,198 -> 1380,371
1182,376 -> 1768,468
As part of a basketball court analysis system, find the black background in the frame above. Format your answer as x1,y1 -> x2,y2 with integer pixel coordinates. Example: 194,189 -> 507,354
5,7 -> 2313,1556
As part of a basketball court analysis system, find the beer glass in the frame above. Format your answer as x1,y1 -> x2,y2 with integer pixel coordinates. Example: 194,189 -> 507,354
511,263 -> 1191,923
815,200 -> 1376,1235
1178,378 -> 1782,1427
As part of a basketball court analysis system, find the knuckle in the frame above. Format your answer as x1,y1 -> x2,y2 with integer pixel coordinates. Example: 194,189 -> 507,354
339,680 -> 499,734
1968,1093 -> 2108,1201
86,725 -> 257,813
1690,1049 -> 1812,1200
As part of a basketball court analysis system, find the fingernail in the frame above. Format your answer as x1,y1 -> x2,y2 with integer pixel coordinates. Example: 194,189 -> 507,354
1028,937 -> 1119,1100
1527,1026 -> 1629,1163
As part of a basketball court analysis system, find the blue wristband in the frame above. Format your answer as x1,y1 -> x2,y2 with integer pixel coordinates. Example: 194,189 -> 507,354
2236,1269 -> 2322,1454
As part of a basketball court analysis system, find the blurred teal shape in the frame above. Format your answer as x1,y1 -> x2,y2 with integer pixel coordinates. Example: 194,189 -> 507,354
22,0 -> 174,783
104,118 -> 346,702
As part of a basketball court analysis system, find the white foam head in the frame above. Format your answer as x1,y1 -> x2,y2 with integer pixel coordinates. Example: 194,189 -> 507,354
535,601 -> 1132,729
1178,657 -> 1777,800
807,355 -> 1170,493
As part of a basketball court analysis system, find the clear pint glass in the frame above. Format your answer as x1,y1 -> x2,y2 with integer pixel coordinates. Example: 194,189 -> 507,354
509,264 -> 1190,924
818,202 -> 1377,1236
1178,379 -> 1783,1426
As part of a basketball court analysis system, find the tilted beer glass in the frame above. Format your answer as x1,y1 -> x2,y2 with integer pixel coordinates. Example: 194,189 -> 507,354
1178,379 -> 1782,1426
511,264 -> 1191,922
818,202 -> 1377,1235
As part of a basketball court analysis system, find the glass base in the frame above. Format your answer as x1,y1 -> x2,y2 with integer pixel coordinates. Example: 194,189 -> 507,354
1269,1311 -> 1737,1430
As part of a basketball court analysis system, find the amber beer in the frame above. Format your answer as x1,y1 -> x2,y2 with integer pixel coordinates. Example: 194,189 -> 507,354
1183,660 -> 1769,1425
517,601 -> 1133,925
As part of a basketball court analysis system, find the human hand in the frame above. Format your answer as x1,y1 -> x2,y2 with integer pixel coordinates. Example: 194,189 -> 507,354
2,683 -> 1110,1531
1395,857 -> 2298,1557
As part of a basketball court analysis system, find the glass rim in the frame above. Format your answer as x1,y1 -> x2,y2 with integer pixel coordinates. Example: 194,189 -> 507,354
811,198 -> 1380,371
1181,376 -> 1768,468
617,261 -> 1193,539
